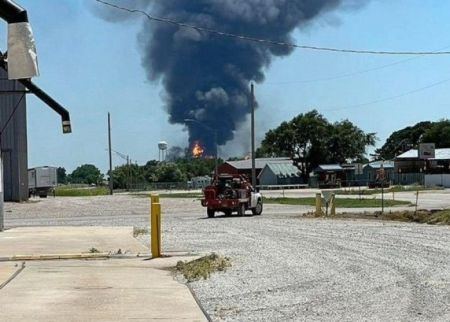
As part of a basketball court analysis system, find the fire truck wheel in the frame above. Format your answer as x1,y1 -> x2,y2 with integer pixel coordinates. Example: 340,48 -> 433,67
224,209 -> 232,217
237,203 -> 245,216
207,208 -> 215,218
252,200 -> 263,216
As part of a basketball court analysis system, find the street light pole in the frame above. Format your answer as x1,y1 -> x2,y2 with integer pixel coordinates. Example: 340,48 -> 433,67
250,83 -> 256,189
184,118 -> 218,177
381,160 -> 385,214
214,130 -> 218,178
108,112 -> 113,195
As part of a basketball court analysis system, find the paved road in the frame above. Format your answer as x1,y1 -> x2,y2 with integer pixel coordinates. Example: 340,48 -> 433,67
4,193 -> 450,321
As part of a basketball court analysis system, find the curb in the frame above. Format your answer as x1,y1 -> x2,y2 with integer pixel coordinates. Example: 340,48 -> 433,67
0,252 -> 198,262
0,253 -> 153,262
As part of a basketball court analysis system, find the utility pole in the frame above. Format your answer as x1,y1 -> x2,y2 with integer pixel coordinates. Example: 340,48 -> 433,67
381,160 -> 385,214
129,157 -> 132,191
127,155 -> 130,191
250,83 -> 256,189
108,112 -> 113,195
214,131 -> 218,178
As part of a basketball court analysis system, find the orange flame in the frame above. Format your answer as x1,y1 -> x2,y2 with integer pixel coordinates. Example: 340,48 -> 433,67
192,141 -> 204,157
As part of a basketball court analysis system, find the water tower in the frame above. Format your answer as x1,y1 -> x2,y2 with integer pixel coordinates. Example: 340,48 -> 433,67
158,141 -> 168,161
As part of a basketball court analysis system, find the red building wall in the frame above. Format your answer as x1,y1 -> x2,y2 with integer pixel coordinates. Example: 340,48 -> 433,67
218,163 -> 239,175
217,162 -> 263,185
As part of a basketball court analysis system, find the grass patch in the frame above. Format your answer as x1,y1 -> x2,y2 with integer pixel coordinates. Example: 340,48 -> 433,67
263,197 -> 411,208
427,209 -> 450,225
158,192 -> 203,198
389,184 -> 444,192
176,253 -> 231,282
133,227 -> 148,236
382,210 -> 432,223
336,184 -> 444,195
89,247 -> 100,253
131,192 -> 203,198
381,209 -> 450,225
55,187 -> 110,197
304,209 -> 450,226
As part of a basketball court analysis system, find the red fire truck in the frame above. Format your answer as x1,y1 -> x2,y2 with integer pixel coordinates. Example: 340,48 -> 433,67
201,174 -> 263,218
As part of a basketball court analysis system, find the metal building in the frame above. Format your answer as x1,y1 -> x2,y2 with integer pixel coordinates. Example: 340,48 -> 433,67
0,67 -> 28,202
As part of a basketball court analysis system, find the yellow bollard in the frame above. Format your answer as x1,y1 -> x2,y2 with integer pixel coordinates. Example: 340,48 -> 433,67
330,194 -> 336,216
315,193 -> 322,216
150,194 -> 161,258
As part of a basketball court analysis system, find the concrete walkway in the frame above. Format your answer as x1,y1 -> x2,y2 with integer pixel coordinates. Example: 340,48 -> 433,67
0,227 -> 207,322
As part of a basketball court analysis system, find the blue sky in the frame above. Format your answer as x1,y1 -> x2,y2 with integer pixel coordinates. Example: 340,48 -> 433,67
1,0 -> 450,174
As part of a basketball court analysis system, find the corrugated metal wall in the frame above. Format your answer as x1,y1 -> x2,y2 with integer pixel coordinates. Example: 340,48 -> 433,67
0,68 -> 28,202
258,167 -> 277,186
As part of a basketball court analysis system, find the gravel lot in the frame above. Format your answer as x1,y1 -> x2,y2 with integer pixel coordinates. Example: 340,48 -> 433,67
4,193 -> 450,321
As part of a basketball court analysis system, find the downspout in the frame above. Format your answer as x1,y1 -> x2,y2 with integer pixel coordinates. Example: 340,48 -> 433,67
0,0 -> 28,23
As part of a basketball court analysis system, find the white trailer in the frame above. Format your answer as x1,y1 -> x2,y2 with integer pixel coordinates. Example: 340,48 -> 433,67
28,166 -> 57,198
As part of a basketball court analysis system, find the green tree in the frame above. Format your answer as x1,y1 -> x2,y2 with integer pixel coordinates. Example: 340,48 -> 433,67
175,157 -> 218,178
375,121 -> 431,159
259,110 -> 376,180
327,120 -> 377,163
112,164 -> 130,189
130,162 -> 146,189
374,120 -> 450,159
421,119 -> 450,149
142,160 -> 159,183
57,167 -> 67,184
155,162 -> 186,182
70,164 -> 103,185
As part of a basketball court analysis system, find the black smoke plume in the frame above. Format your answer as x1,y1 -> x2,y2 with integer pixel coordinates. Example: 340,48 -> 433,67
92,0 -> 368,154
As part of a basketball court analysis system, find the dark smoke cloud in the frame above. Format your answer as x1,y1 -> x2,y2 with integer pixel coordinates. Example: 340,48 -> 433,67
91,0 -> 368,154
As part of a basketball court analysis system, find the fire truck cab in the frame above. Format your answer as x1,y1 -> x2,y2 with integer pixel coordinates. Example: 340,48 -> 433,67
201,174 -> 263,218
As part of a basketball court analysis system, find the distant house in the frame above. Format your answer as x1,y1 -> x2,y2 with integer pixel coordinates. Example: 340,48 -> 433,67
362,161 -> 394,187
314,164 -> 344,188
218,157 -> 293,185
394,148 -> 450,185
258,163 -> 303,187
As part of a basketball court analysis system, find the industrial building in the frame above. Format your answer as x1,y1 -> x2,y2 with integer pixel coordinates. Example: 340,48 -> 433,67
217,158 -> 302,188
0,68 -> 28,202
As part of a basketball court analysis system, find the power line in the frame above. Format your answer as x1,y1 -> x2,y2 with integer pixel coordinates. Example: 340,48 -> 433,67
267,56 -> 435,84
322,76 -> 450,111
266,44 -> 450,84
266,57 -> 420,84
95,0 -> 450,56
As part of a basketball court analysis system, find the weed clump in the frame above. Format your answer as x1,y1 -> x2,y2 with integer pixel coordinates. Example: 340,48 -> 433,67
133,227 -> 149,236
176,253 -> 231,282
